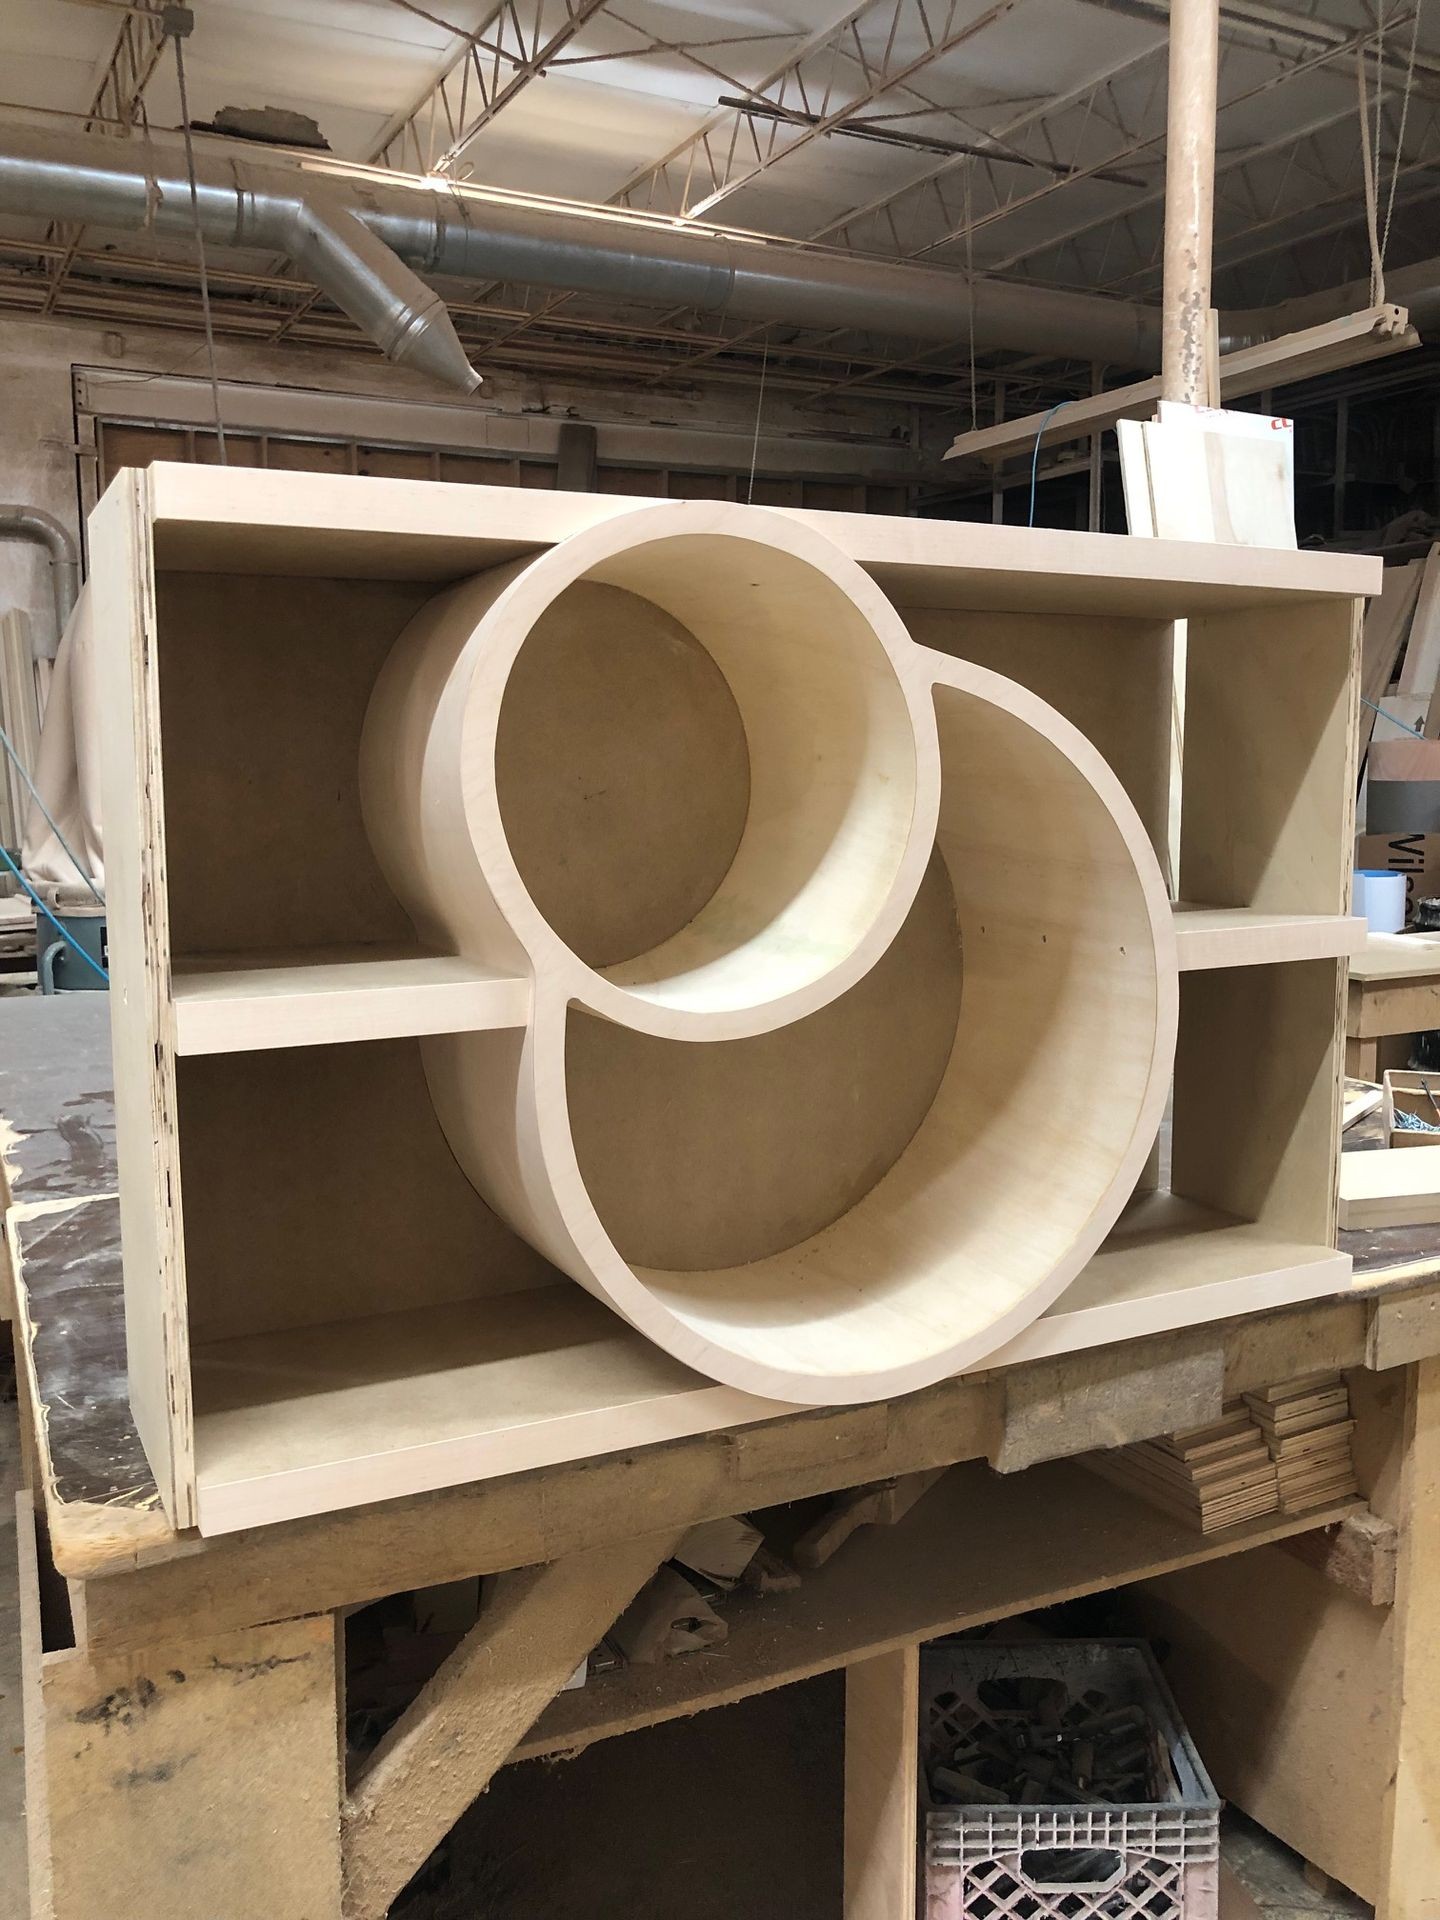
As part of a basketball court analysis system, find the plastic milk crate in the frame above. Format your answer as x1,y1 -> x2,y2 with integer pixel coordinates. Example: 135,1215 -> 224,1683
921,1641 -> 1220,1920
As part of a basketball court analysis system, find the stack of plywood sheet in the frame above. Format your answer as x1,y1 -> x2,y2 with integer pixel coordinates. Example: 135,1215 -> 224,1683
1243,1375 -> 1359,1514
1082,1404 -> 1280,1534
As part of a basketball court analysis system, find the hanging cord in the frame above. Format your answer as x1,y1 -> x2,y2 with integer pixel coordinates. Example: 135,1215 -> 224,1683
1382,0 -> 1426,269
1028,398 -> 1077,528
964,171 -> 978,436
0,844 -> 109,986
1362,691 -> 1426,733
171,18 -> 228,463
746,341 -> 769,504
0,723 -> 104,905
1357,43 -> 1387,306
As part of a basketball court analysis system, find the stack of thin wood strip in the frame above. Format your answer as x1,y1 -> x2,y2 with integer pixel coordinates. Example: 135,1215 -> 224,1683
1080,1373 -> 1361,1534
1082,1403 -> 1280,1534
1243,1374 -> 1359,1514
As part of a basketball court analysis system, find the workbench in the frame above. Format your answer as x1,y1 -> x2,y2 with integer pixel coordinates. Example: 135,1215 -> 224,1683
5,995 -> 1440,1920
1346,929 -> 1440,1079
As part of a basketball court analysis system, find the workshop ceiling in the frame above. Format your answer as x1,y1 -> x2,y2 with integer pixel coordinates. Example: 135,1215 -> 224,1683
1,0 -> 1437,409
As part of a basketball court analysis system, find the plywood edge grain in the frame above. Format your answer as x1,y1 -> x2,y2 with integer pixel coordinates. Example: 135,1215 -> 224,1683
1172,906 -> 1366,970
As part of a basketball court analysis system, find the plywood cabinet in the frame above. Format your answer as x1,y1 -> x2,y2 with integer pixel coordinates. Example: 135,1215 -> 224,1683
91,465 -> 1374,1532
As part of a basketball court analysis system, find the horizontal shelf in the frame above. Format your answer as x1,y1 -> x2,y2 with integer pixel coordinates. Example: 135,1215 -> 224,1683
192,1287 -> 774,1535
170,947 -> 529,1055
1172,904 -> 1365,971
148,465 -> 1377,616
513,1457 -> 1361,1766
991,1191 -> 1351,1369
191,1189 -> 1352,1535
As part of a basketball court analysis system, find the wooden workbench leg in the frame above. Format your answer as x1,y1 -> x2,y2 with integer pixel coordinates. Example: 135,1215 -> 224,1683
19,1496 -> 343,1920
844,1645 -> 920,1920
1346,1037 -> 1380,1081
1378,1356 -> 1440,1920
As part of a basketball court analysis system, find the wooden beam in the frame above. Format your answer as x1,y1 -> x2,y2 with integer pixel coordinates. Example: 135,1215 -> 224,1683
1377,1356 -> 1440,1920
844,1646 -> 919,1920
18,1496 -> 342,1920
340,1530 -> 678,1920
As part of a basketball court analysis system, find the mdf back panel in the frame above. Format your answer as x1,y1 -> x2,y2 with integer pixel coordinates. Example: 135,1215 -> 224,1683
155,573 -> 429,957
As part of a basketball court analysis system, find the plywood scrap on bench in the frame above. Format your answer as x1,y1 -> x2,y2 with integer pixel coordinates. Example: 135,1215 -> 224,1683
1279,1508 -> 1398,1606
1340,1144 -> 1440,1229
609,1565 -> 727,1665
792,1468 -> 945,1570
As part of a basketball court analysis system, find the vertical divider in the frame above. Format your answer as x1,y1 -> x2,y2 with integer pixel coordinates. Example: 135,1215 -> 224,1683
844,1643 -> 921,1920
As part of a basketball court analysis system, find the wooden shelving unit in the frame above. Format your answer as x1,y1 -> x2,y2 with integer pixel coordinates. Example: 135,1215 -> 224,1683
91,464 -> 1374,1532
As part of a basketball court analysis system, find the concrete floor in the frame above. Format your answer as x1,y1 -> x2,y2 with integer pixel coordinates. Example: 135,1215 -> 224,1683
0,1371 -> 1376,1920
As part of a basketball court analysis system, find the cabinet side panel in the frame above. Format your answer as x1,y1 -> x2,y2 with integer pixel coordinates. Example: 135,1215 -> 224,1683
92,474 -> 195,1526
1181,599 -> 1359,913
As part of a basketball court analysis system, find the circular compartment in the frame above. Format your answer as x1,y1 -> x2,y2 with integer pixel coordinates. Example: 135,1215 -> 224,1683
361,503 -> 936,1038
521,665 -> 1178,1403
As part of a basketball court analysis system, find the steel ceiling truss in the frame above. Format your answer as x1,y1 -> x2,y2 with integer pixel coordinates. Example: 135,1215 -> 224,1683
42,0 -> 175,316
371,0 -> 612,175
611,0 -> 1031,220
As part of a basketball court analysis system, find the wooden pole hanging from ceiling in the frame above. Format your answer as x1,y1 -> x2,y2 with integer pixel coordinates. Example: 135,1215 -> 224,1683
1161,0 -> 1221,406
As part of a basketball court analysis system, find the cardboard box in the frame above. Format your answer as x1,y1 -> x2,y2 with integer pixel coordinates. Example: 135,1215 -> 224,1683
1357,832 -> 1440,924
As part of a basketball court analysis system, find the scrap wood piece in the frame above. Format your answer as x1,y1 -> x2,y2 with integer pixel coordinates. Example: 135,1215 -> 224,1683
1279,1508 -> 1398,1606
1363,560 -> 1425,767
673,1514 -> 763,1586
1339,1144 -> 1440,1230
1344,1078 -> 1384,1131
793,1468 -> 945,1571
742,1544 -> 802,1594
1397,546 -> 1440,696
609,1565 -> 727,1665
341,1528 -> 678,1920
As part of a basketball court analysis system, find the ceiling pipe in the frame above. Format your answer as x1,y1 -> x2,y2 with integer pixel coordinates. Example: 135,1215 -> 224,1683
0,505 -> 79,659
0,121 -> 1163,376
1160,0 -> 1220,404
1224,252 -> 1440,347
0,122 -> 1430,386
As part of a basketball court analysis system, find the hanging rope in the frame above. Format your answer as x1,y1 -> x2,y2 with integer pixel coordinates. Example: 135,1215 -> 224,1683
1382,0 -> 1426,269
746,341 -> 769,504
1357,42 -> 1387,307
171,24 -> 228,463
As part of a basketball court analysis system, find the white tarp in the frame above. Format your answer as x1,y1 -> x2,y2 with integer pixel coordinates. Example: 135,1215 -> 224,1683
21,585 -> 105,897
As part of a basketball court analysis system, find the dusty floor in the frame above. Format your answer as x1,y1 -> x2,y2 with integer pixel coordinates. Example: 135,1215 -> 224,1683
0,1373 -> 1377,1920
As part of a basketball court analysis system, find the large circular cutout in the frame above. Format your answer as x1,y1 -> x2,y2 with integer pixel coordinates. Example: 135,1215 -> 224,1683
494,581 -> 751,969
361,502 -> 935,1040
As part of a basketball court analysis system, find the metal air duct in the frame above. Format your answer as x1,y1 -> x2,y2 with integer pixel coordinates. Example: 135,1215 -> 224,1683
0,122 -> 1164,383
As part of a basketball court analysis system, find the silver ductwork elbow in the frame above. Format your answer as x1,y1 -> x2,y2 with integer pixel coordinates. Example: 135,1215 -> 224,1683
0,123 -> 482,394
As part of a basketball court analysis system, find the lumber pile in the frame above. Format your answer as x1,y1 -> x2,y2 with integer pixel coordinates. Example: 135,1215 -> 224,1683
1083,1404 -> 1279,1534
1243,1376 -> 1359,1514
1082,1375 -> 1358,1533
